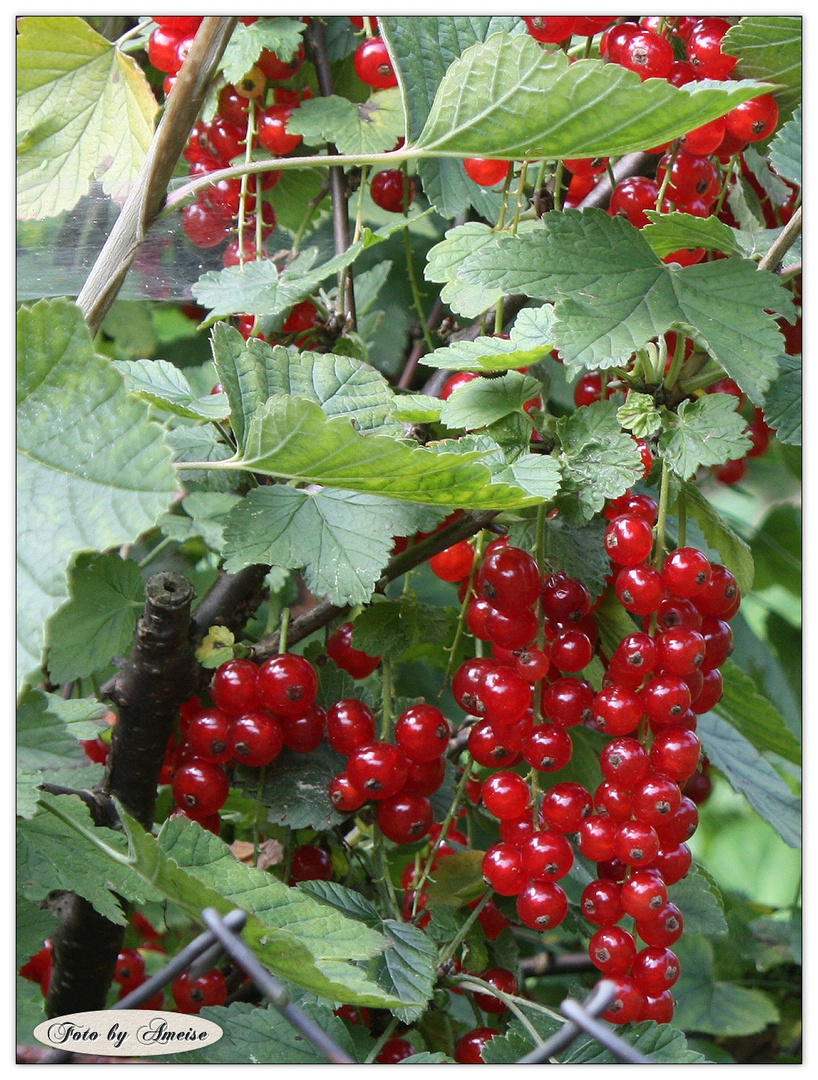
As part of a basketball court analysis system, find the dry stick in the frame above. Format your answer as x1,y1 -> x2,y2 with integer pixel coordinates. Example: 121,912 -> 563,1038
45,572 -> 197,1020
309,19 -> 356,329
758,205 -> 802,274
77,16 -> 239,336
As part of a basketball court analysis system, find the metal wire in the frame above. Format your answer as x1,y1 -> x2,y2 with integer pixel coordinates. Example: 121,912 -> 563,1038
37,907 -> 653,1065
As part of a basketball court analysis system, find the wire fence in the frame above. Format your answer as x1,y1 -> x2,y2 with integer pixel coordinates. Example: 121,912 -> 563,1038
41,908 -> 652,1065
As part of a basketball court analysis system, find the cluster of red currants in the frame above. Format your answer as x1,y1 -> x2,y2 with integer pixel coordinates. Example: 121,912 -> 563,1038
420,494 -> 739,1027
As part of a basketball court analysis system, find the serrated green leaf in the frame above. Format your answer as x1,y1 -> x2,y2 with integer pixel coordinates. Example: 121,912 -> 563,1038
44,552 -> 143,685
618,391 -> 662,438
697,713 -> 800,847
555,399 -> 644,520
763,353 -> 801,444
422,309 -> 556,373
381,16 -> 524,218
726,16 -> 801,125
642,211 -> 745,259
210,325 -> 403,449
112,358 -> 230,421
769,106 -> 801,187
199,395 -> 540,510
352,594 -> 458,665
19,794 -> 159,923
296,880 -> 382,928
16,893 -> 58,969
425,850 -> 486,908
712,659 -> 801,766
667,865 -> 727,937
423,221 -> 505,318
236,744 -> 349,832
674,482 -> 755,596
391,394 -> 443,423
192,243 -> 366,321
673,935 -> 780,1036
289,90 -> 405,156
167,423 -> 246,493
494,453 -> 561,502
17,299 -> 178,687
162,1000 -> 359,1064
659,395 -> 753,480
372,919 -> 439,1024
563,1021 -> 708,1064
456,210 -> 794,404
160,491 -> 243,551
439,370 -> 542,431
16,16 -> 157,219
218,16 -> 307,86
414,32 -> 769,159
222,486 -> 438,607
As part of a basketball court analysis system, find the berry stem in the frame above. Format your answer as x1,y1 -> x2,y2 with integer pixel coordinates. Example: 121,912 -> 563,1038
379,656 -> 394,741
412,764 -> 473,916
278,606 -> 291,655
652,458 -> 673,570
442,529 -> 488,691
402,219 -> 436,353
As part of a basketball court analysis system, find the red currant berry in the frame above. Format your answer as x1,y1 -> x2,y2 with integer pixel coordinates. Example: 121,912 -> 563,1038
580,878 -> 624,927
592,684 -> 644,736
615,565 -> 666,615
228,710 -> 285,767
326,622 -> 381,679
541,676 -> 594,728
589,925 -> 637,976
211,658 -> 260,715
281,703 -> 326,754
614,820 -> 661,867
482,841 -> 526,896
477,665 -> 533,725
521,829 -> 574,881
186,708 -> 234,764
328,771 -> 366,812
429,539 -> 475,582
635,902 -> 684,947
523,16 -> 576,43
602,975 -> 646,1024
378,790 -> 434,844
577,814 -> 619,862
541,781 -> 593,834
472,967 -> 518,1015
632,946 -> 680,997
172,969 -> 228,1014
114,948 -> 146,991
256,653 -> 318,716
605,513 -> 654,566
172,760 -> 229,819
686,17 -> 737,80
290,843 -> 334,882
662,547 -> 712,598
258,43 -> 305,82
346,741 -> 410,801
463,157 -> 511,187
257,104 -> 303,156
481,771 -> 531,821
376,1037 -> 415,1064
455,1028 -> 499,1065
354,36 -> 397,89
631,775 -> 682,827
616,28 -> 674,80
477,544 -> 541,613
326,698 -> 376,755
395,704 -> 451,763
516,879 -> 569,931
620,869 -> 669,921
370,169 -> 414,213
541,572 -> 592,623
522,724 -> 573,772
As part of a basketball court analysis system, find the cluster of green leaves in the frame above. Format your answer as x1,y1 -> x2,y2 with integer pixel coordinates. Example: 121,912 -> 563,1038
16,13 -> 801,1066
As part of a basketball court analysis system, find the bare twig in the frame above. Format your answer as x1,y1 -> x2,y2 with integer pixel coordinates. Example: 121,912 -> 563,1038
77,17 -> 239,334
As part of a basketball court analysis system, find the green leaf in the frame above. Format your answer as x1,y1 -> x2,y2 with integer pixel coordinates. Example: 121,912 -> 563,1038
16,16 -> 157,219
750,503 -> 801,596
112,357 -> 230,421
381,16 -> 524,218
423,221 -> 505,318
674,482 -> 755,596
563,1022 -> 709,1064
219,16 -> 307,85
554,399 -> 644,520
296,880 -> 382,928
289,90 -> 405,155
44,553 -> 143,685
19,795 -> 159,922
456,210 -> 794,404
162,1000 -> 359,1064
192,243 -> 366,321
352,594 -> 458,665
201,395 -> 540,510
762,353 -> 801,445
642,211 -> 745,259
667,865 -> 727,937
391,394 -> 443,423
17,299 -> 178,687
769,106 -> 802,187
658,396 -> 753,481
17,689 -> 106,818
422,309 -> 556,372
160,491 -> 243,551
726,16 -> 802,125
222,487 -> 441,607
712,659 -> 801,767
696,713 -> 800,848
617,391 -> 663,439
544,516 -> 611,601
372,919 -> 439,1024
425,850 -> 486,908
439,370 -> 542,431
414,32 -> 768,160
673,935 -> 780,1036
481,1011 -> 562,1063
236,744 -> 349,832
210,325 -> 403,449
494,453 -> 561,502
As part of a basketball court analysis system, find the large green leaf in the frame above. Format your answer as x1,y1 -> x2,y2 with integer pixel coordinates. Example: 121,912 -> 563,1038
16,299 -> 178,688
762,353 -> 801,445
697,713 -> 800,848
456,209 -> 794,405
371,919 -> 439,1024
288,90 -> 405,156
726,16 -> 802,125
193,394 -> 540,510
210,326 -> 403,447
218,16 -> 306,85
673,935 -> 780,1037
380,16 -> 523,219
413,32 -> 768,160
113,358 -> 230,421
423,221 -> 506,318
44,552 -> 144,685
38,794 -> 402,1007
658,396 -> 753,480
222,486 -> 441,606
712,659 -> 801,766
421,307 -> 556,372
16,16 -> 157,219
